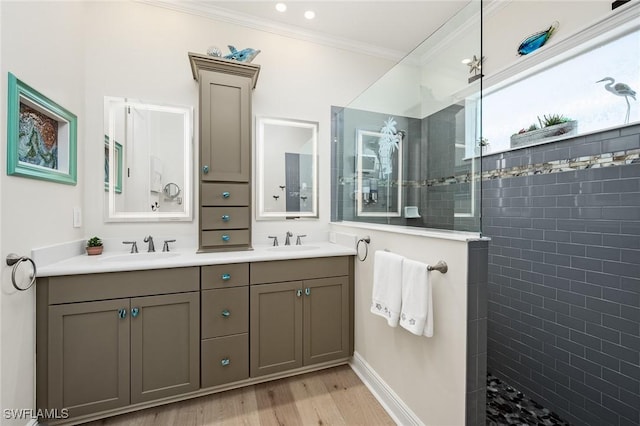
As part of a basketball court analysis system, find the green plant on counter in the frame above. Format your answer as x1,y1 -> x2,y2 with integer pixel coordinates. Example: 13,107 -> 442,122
87,236 -> 103,247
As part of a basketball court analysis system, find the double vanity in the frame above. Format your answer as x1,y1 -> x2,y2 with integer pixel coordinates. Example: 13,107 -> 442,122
36,244 -> 355,424
35,52 -> 346,424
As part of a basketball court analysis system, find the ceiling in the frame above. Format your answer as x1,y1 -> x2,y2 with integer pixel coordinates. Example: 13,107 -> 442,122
148,1 -> 472,59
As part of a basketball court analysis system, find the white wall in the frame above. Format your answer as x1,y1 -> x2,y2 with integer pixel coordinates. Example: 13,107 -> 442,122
332,223 -> 470,426
0,2 -> 86,424
0,1 -> 393,423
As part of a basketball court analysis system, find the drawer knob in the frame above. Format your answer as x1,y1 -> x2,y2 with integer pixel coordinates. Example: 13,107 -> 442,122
221,309 -> 231,318
296,289 -> 302,297
202,165 -> 209,174
131,307 -> 140,318
221,215 -> 230,222
221,234 -> 230,242
221,358 -> 230,367
222,191 -> 230,199
118,308 -> 127,319
221,273 -> 231,281
305,288 -> 311,296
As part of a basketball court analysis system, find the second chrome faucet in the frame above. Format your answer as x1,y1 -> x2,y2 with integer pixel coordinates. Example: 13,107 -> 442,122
143,235 -> 155,252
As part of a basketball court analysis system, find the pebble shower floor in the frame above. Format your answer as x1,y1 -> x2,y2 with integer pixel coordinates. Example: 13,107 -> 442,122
487,374 -> 571,426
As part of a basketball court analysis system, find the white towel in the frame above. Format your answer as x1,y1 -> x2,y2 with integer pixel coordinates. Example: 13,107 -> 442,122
371,250 -> 404,327
400,259 -> 433,337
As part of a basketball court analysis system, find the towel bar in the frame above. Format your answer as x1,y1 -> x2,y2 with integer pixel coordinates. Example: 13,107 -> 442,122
381,249 -> 448,274
427,260 -> 448,274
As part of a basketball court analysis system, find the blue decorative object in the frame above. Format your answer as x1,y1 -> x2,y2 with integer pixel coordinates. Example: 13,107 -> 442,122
224,45 -> 261,63
517,22 -> 558,55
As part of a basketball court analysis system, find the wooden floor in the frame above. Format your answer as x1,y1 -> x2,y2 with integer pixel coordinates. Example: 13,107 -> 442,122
85,365 -> 395,426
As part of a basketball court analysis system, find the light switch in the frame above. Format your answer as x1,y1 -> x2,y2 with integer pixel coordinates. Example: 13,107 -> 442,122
73,207 -> 82,228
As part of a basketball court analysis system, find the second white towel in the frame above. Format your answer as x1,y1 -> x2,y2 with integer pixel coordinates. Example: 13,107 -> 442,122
400,258 -> 433,337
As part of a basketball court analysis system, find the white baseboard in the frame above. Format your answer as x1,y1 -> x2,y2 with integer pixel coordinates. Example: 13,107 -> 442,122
349,352 -> 424,426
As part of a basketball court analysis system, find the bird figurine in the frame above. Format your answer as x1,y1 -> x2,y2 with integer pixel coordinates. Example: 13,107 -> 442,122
597,77 -> 637,124
224,45 -> 261,63
517,22 -> 559,56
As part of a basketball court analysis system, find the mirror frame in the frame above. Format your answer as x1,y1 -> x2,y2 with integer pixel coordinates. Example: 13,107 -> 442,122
104,97 -> 193,222
256,116 -> 319,220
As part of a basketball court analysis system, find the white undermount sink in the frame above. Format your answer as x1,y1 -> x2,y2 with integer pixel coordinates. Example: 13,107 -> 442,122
100,252 -> 181,262
267,245 -> 318,252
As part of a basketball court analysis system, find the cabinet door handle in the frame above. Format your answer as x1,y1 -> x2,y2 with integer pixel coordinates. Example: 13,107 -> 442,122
221,234 -> 230,242
221,309 -> 230,318
221,215 -> 230,222
221,273 -> 231,281
305,288 -> 311,296
131,307 -> 139,318
202,165 -> 209,174
118,308 -> 127,319
296,289 -> 302,297
222,191 -> 230,199
221,358 -> 230,367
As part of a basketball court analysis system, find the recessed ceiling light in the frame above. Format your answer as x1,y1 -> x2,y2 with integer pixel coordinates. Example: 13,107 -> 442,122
461,58 -> 472,65
275,2 -> 287,12
304,10 -> 316,20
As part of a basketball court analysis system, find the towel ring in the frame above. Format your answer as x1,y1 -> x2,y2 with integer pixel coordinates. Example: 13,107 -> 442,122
6,253 -> 37,291
356,236 -> 371,262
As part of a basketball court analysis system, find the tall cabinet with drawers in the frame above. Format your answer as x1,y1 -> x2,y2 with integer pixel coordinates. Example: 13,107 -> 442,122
188,52 -> 260,252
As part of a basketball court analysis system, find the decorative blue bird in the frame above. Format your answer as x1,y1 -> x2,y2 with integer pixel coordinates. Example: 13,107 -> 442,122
597,77 -> 637,124
517,22 -> 559,56
224,45 -> 261,63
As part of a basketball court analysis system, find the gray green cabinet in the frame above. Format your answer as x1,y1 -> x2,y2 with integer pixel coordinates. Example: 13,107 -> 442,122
37,268 -> 200,420
188,53 -> 260,252
249,257 -> 353,377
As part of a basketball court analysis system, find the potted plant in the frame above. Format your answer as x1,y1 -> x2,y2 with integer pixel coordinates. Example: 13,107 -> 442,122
511,114 -> 578,148
86,236 -> 104,256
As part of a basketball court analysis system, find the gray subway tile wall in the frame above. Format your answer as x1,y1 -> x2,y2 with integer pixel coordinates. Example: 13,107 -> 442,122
483,126 -> 640,426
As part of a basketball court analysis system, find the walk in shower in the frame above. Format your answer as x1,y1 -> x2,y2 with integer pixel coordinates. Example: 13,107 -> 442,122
331,1 -> 482,233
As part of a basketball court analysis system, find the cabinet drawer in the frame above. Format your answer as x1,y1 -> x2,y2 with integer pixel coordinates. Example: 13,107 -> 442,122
201,183 -> 249,206
201,334 -> 249,388
46,267 -> 200,304
201,263 -> 249,289
202,287 -> 248,338
202,230 -> 250,248
250,257 -> 350,284
201,207 -> 249,230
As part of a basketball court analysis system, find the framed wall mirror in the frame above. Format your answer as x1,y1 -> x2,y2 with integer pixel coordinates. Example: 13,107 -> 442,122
104,97 -> 193,221
256,117 -> 318,219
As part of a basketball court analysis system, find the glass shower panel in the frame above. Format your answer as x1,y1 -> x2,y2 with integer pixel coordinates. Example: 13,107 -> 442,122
331,0 -> 482,233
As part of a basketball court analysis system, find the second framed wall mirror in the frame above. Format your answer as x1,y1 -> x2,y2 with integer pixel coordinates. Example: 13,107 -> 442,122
256,117 -> 318,220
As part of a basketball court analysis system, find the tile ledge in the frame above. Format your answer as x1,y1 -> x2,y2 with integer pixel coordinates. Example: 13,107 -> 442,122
330,221 -> 486,242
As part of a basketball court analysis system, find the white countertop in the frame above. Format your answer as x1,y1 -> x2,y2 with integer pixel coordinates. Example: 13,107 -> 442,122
36,242 -> 356,277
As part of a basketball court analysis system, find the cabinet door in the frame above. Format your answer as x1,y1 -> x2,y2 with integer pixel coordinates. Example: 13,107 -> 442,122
303,276 -> 350,365
250,281 -> 303,377
200,72 -> 251,182
48,299 -> 130,417
130,292 -> 199,403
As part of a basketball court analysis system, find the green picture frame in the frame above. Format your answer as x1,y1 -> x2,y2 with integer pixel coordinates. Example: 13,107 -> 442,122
6,73 -> 77,185
104,135 -> 123,193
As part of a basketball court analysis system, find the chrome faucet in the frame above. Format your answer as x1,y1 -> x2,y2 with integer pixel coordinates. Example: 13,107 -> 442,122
143,235 -> 155,252
268,236 -> 279,246
296,234 -> 307,245
284,231 -> 293,246
123,241 -> 138,253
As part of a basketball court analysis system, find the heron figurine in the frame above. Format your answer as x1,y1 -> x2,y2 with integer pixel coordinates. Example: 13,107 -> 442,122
597,77 -> 637,124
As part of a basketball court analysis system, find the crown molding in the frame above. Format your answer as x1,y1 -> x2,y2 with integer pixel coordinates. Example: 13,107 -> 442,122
137,0 -> 406,61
